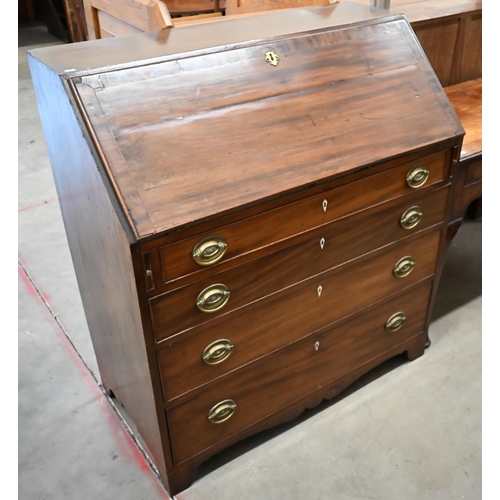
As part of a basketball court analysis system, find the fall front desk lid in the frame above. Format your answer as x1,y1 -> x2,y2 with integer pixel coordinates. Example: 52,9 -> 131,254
31,4 -> 464,239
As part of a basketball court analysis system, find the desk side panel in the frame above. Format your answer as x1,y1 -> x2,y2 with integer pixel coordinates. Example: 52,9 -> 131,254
27,55 -> 170,485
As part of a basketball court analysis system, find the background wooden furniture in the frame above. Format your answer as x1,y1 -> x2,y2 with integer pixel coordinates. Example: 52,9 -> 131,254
62,0 -> 87,41
81,0 -> 483,53
446,78 -> 482,236
343,1 -> 482,238
19,0 -> 37,23
83,0 -> 229,36
29,3 -> 465,494
165,0 -> 223,16
225,0 -> 334,16
411,7 -> 481,87
83,0 -> 173,39
407,1 -> 482,243
20,0 -> 87,42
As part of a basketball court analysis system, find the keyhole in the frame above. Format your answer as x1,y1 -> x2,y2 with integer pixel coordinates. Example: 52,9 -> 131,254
315,341 -> 320,351
265,51 -> 279,66
320,238 -> 325,250
317,285 -> 323,297
322,199 -> 328,212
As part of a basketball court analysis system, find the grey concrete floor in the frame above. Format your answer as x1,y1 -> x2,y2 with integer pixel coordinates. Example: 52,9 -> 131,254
18,24 -> 482,500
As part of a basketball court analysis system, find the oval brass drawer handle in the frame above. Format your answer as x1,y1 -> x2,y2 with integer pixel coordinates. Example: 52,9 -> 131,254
208,399 -> 237,424
386,311 -> 407,332
393,256 -> 415,278
400,206 -> 423,230
406,165 -> 430,189
203,339 -> 234,365
192,236 -> 227,266
196,284 -> 230,313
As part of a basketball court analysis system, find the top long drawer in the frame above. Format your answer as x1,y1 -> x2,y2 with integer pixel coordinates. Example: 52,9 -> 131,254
159,150 -> 448,284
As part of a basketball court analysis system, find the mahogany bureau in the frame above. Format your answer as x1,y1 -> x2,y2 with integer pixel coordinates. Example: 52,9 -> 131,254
28,2 -> 464,495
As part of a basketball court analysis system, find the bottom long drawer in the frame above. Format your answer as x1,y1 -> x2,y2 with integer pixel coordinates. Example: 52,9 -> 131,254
167,280 -> 433,465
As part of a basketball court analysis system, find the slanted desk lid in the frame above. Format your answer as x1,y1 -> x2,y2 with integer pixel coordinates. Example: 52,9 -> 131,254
63,6 -> 464,239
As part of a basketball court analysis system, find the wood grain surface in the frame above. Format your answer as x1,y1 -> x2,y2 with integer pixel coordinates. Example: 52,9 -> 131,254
29,3 -> 394,73
158,150 -> 449,284
152,186 -> 449,341
413,9 -> 481,86
155,228 -> 441,404
166,280 -> 433,464
226,0 -> 332,16
71,17 -> 462,238
338,0 -> 481,23
445,78 -> 482,159
27,54 -> 171,485
84,0 -> 173,40
28,3 -> 475,494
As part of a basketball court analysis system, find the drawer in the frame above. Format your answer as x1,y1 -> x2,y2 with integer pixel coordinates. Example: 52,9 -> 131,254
160,150 -> 448,283
465,159 -> 482,186
166,280 -> 433,464
156,228 -> 441,401
151,186 -> 449,338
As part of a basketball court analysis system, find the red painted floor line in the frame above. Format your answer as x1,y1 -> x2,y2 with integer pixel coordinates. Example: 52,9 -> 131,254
18,260 -> 171,499
18,197 -> 58,212
18,260 -> 45,305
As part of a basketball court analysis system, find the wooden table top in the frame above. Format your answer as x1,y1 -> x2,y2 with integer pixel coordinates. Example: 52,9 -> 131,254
337,0 -> 482,23
445,78 -> 482,159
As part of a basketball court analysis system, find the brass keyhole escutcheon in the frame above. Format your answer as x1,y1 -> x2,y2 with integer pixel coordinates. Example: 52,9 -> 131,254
322,199 -> 328,212
315,341 -> 320,351
317,285 -> 323,297
265,51 -> 279,66
386,312 -> 407,332
202,339 -> 234,365
406,165 -> 430,189
400,206 -> 423,230
196,284 -> 230,313
320,238 -> 326,250
393,256 -> 416,278
208,399 -> 237,424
